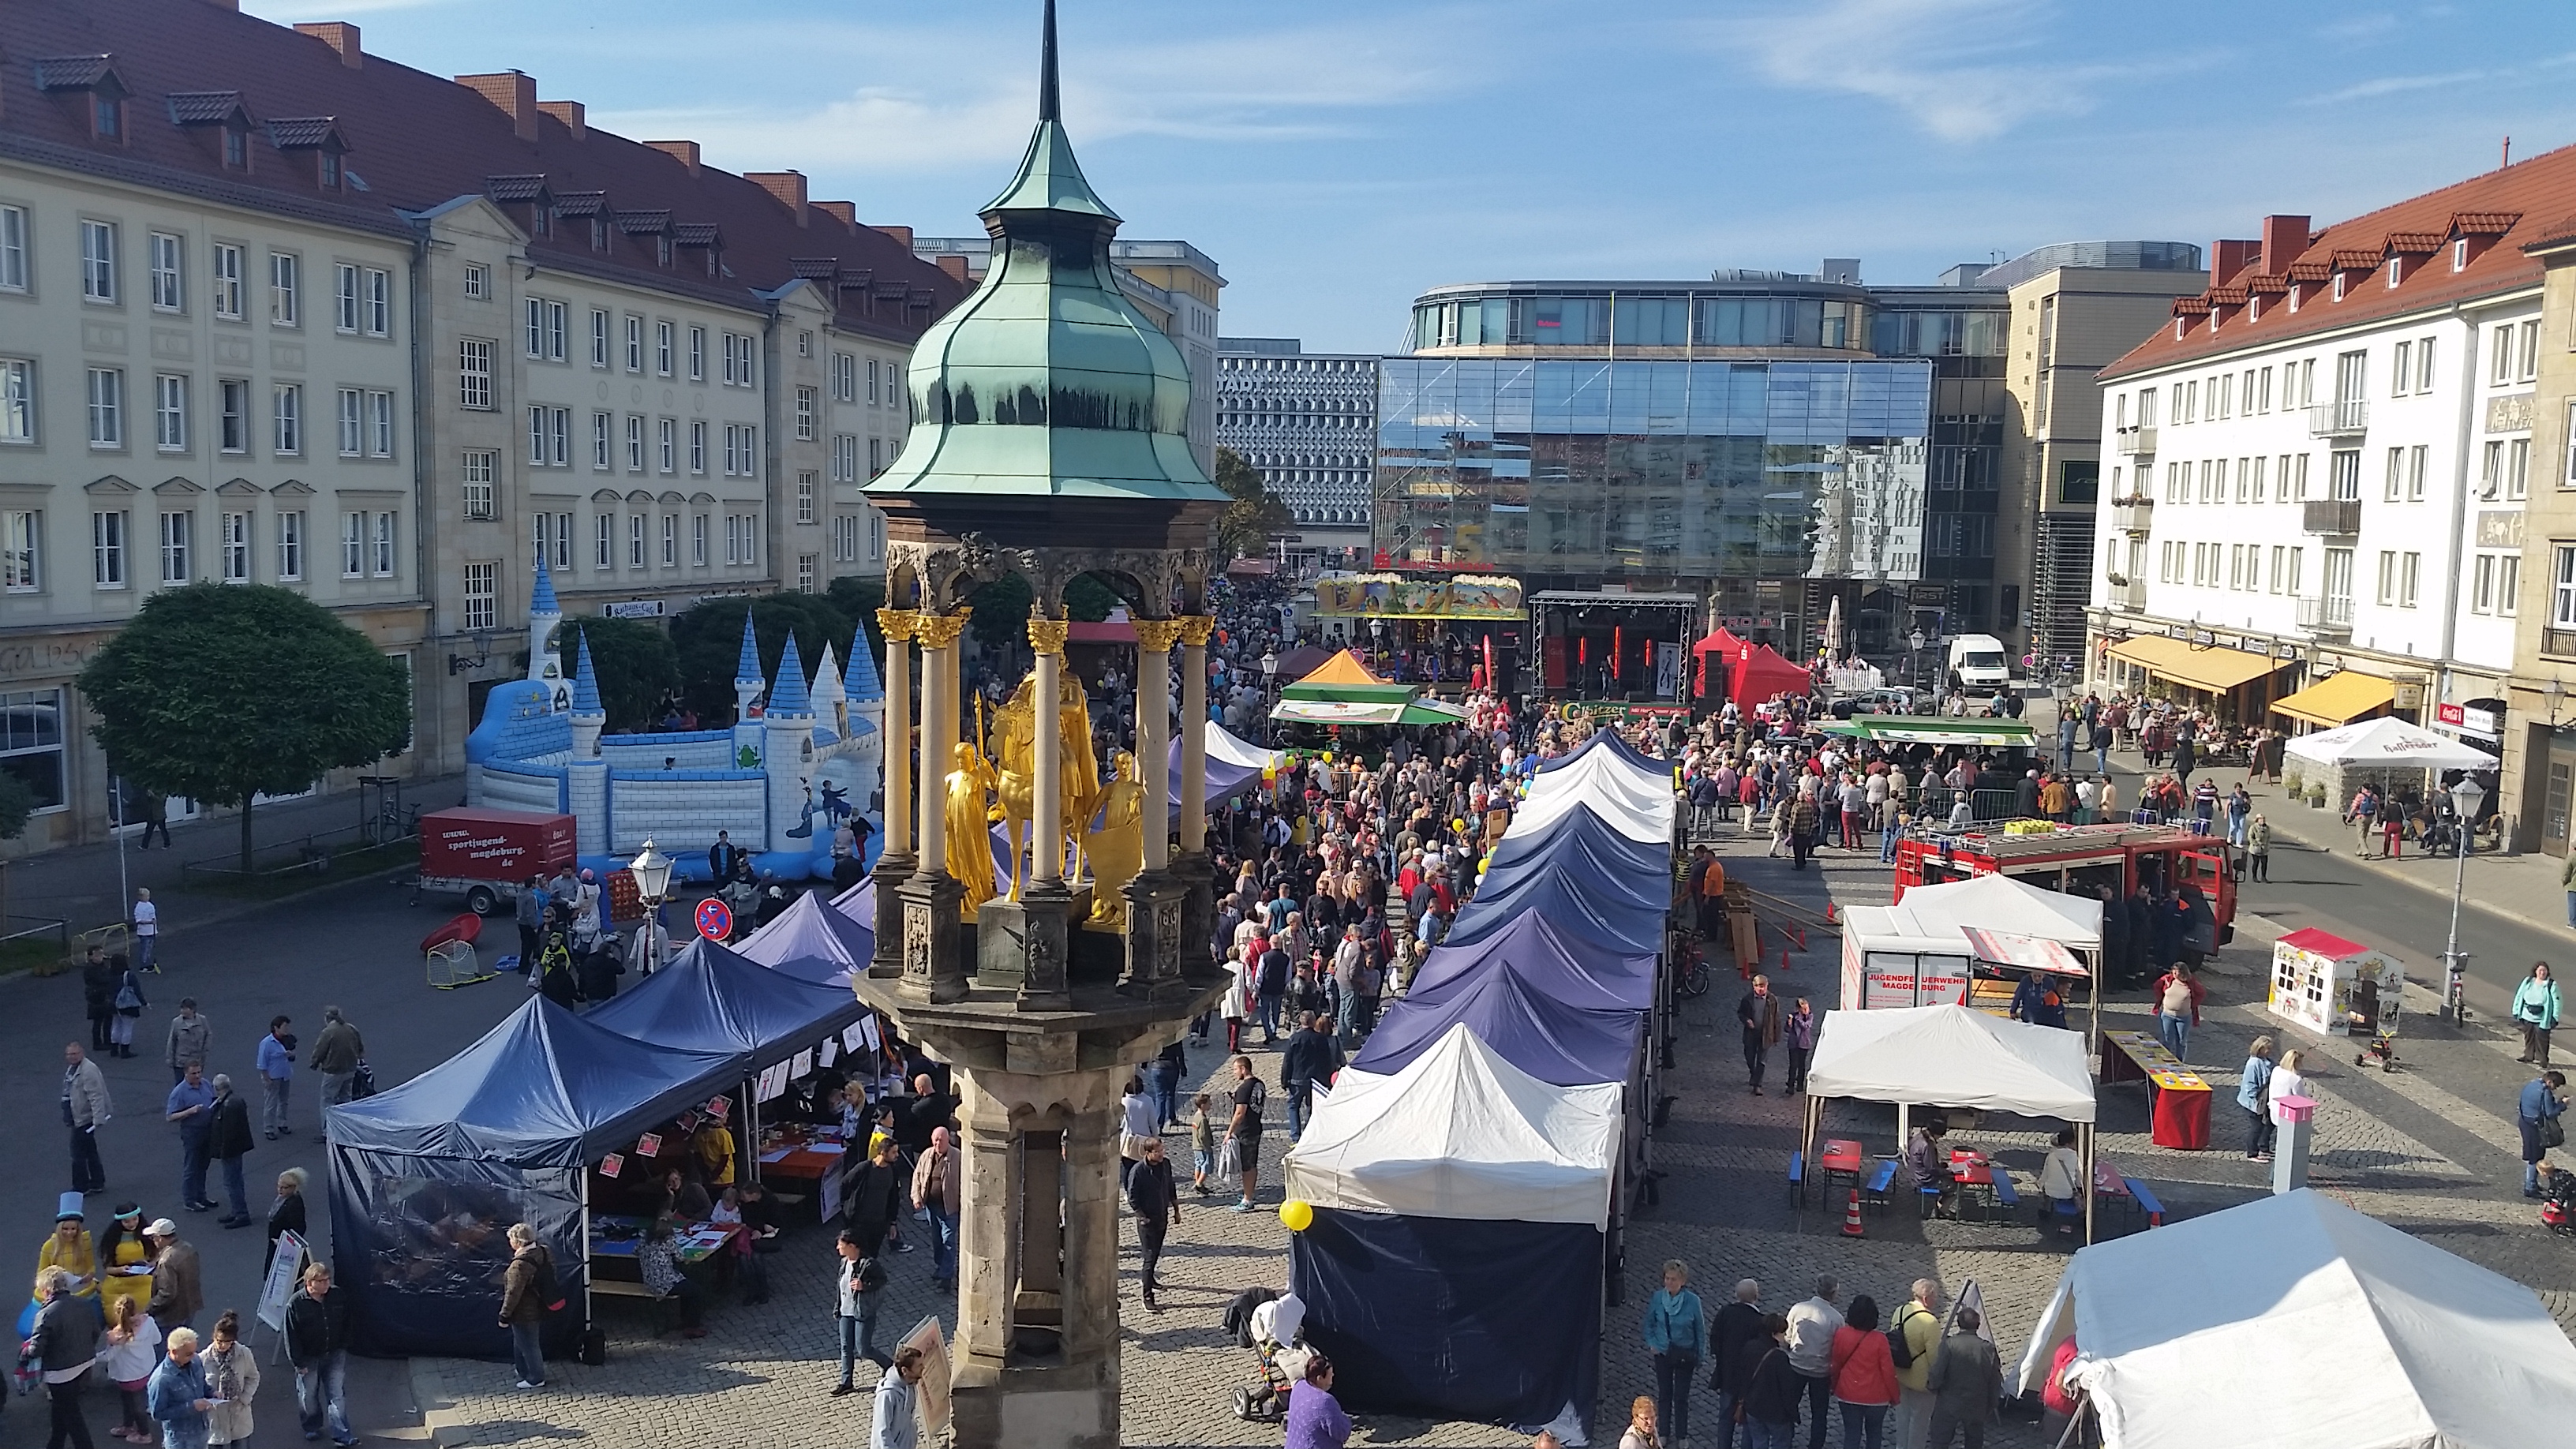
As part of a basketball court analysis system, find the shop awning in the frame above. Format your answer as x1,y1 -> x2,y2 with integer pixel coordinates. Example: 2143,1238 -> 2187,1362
2270,671 -> 2397,728
2106,635 -> 2286,694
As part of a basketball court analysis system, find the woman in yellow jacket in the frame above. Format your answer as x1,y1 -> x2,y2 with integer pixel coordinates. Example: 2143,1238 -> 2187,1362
36,1195 -> 99,1305
92,1203 -> 153,1323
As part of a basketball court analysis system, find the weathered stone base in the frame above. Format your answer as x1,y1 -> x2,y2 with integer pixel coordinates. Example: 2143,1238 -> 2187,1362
867,848 -> 915,979
896,868 -> 968,1002
975,887 -> 1076,1007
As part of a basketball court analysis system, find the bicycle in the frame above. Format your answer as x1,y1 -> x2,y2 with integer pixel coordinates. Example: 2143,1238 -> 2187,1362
1677,943 -> 1712,999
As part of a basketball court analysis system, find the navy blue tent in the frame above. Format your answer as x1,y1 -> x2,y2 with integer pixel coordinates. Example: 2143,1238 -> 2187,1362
1477,804 -> 1671,917
1406,909 -> 1657,1014
327,998 -> 740,1357
1443,866 -> 1664,956
1356,965 -> 1641,1087
586,936 -> 865,1065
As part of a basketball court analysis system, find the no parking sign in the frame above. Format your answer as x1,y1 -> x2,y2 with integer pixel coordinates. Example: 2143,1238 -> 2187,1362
695,897 -> 733,941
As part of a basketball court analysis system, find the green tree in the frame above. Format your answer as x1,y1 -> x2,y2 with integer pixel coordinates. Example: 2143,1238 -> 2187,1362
825,575 -> 887,660
1065,573 -> 1121,623
670,593 -> 855,722
78,584 -> 410,872
1213,446 -> 1290,559
965,573 -> 1034,653
0,769 -> 32,842
564,616 -> 680,732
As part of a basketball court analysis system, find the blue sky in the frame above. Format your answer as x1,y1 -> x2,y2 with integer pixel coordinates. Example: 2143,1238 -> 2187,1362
258,0 -> 2576,353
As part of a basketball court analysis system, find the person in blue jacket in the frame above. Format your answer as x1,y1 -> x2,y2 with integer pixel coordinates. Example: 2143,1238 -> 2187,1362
2521,1071 -> 2568,1196
1643,1258 -> 1708,1447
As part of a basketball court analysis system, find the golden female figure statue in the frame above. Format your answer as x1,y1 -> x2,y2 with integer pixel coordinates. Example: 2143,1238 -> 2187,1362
944,739 -> 999,920
1082,749 -> 1144,930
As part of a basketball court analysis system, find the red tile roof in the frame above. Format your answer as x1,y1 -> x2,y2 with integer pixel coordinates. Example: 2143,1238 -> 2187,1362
2103,141 -> 2576,381
2,0 -> 964,339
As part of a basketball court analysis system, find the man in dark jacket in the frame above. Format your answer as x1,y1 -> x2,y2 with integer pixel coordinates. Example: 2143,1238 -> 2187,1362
1741,1314 -> 1803,1442
1123,1137 -> 1180,1312
1737,976 -> 1783,1095
34,1264 -> 102,1447
1279,1013 -> 1344,1141
81,945 -> 119,1051
1254,941 -> 1293,1044
707,831 -> 740,883
1708,1278 -> 1769,1436
286,1261 -> 355,1442
208,1073 -> 257,1226
575,936 -> 625,1006
845,1137 -> 907,1256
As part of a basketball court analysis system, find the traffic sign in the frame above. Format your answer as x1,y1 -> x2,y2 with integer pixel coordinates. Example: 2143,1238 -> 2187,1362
695,897 -> 733,941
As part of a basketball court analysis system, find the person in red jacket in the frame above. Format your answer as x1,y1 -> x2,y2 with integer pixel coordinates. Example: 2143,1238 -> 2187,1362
1830,1294 -> 1900,1448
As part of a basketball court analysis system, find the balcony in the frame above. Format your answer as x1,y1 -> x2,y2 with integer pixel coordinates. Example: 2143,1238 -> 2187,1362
2110,496 -> 2155,533
2308,399 -> 2368,437
2116,425 -> 2158,458
2302,498 -> 2362,535
2110,576 -> 2147,612
2297,593 -> 2354,636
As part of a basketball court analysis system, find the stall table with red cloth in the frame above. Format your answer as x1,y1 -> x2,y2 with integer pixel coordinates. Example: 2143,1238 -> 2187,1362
756,1124 -> 855,1221
2101,1029 -> 2212,1149
1819,1138 -> 1865,1200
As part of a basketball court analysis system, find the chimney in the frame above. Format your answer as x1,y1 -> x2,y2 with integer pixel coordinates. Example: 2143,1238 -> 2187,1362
644,140 -> 700,176
2259,215 -> 2311,278
294,22 -> 363,68
814,201 -> 858,233
455,71 -> 539,143
537,100 -> 585,141
2209,238 -> 2260,286
873,224 -> 913,249
935,254 -> 970,284
746,171 -> 809,224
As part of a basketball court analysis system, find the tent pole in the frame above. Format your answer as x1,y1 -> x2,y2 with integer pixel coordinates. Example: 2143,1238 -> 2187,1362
745,1082 -> 762,1187
2080,1122 -> 2095,1245
581,1168 -> 595,1332
2087,947 -> 2103,1069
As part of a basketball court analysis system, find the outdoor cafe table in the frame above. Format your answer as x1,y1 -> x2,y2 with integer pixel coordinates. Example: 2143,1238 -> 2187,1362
2101,1029 -> 2213,1149
1949,1148 -> 1999,1216
1820,1138 -> 1865,1198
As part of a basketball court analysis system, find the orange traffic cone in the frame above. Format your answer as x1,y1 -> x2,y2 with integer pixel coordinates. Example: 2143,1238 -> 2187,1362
1825,901 -> 1837,924
1841,1187 -> 1866,1237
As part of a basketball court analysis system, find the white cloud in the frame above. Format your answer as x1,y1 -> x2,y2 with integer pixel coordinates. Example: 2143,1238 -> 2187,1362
2299,69 -> 2485,104
1726,0 -> 2188,144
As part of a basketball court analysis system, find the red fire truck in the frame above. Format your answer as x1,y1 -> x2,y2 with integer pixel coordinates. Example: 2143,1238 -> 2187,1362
1892,822 -> 2236,947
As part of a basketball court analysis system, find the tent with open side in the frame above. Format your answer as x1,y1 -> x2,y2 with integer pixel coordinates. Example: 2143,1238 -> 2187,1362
1798,1004 -> 2102,1237
2014,1188 -> 2576,1449
1286,1024 -> 1622,1439
1693,627 -> 1811,709
325,997 -> 742,1357
1865,871 -> 2107,1047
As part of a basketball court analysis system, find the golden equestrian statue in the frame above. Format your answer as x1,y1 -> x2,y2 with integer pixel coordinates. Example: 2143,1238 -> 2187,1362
993,673 -> 1104,898
1081,749 -> 1144,930
943,739 -> 999,920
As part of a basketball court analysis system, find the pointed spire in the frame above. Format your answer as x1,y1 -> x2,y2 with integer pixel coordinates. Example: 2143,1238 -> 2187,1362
1039,0 -> 1061,122
844,627 -> 885,702
769,632 -> 812,716
811,641 -> 845,704
530,558 -> 560,616
733,608 -> 762,685
570,630 -> 603,717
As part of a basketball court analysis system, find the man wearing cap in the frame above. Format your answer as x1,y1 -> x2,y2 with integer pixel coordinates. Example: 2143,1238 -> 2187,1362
64,1041 -> 113,1196
144,1218 -> 202,1335
166,1059 -> 217,1213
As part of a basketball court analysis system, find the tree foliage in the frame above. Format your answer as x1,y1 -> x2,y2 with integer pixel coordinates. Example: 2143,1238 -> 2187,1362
670,593 -> 856,722
0,769 -> 32,841
1213,446 -> 1290,560
78,584 -> 410,871
1065,573 -> 1120,623
964,573 -> 1034,653
564,616 -> 680,732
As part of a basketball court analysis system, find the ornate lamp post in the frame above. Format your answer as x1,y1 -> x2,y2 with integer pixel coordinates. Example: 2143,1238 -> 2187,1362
627,838 -> 673,974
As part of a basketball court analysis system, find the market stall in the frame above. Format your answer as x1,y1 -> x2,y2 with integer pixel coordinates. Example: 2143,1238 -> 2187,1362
2097,1029 -> 2212,1149
2013,1189 -> 2576,1448
736,887 -> 876,988
2267,927 -> 2405,1042
1800,1004 -> 2102,1238
1866,872 -> 2106,1048
325,998 -> 740,1357
1285,1024 -> 1622,1440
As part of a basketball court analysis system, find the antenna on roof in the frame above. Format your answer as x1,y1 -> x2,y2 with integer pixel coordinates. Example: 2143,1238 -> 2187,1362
1039,0 -> 1061,123
2503,135 -> 2512,168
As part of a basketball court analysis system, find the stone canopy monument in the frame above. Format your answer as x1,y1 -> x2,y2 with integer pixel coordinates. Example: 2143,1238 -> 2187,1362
852,3 -> 1233,1444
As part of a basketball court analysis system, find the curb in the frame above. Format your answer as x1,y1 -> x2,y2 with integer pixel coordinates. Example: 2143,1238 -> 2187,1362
3,862 -> 419,982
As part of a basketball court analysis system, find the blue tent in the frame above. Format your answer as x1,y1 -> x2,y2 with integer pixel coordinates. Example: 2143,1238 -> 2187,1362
586,935 -> 865,1065
1355,965 -> 1641,1088
1532,728 -> 1664,777
1443,866 -> 1664,957
1406,909 -> 1657,1014
736,886 -> 875,986
327,998 -> 739,1358
1477,804 -> 1670,916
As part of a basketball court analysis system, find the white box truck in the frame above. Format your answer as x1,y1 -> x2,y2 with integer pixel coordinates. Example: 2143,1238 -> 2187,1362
1945,633 -> 2012,692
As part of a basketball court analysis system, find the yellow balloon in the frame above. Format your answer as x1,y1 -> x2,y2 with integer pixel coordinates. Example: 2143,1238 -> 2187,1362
1279,1198 -> 1315,1233
1322,751 -> 1335,762
1452,818 -> 1466,833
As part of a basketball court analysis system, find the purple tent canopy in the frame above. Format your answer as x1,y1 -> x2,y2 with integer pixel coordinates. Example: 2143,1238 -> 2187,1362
1354,964 -> 1642,1087
1406,910 -> 1657,1013
735,889 -> 873,987
1477,803 -> 1668,915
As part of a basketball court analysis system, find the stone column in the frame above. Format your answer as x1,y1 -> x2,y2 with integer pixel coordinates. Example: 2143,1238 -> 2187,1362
1058,1110 -> 1120,1370
900,608 -> 972,1003
1029,616 -> 1070,885
1130,619 -> 1182,874
954,1078 -> 1023,1383
868,609 -> 919,979
1175,616 -> 1213,856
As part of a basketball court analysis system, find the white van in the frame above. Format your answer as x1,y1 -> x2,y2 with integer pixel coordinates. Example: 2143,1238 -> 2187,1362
1945,633 -> 2012,691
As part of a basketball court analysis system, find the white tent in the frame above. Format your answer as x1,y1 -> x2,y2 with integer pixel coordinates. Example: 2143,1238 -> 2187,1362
2015,1189 -> 2576,1449
1804,1005 -> 2096,1121
1282,1023 -> 1623,1229
1204,719 -> 1280,771
1523,746 -> 1672,814
1890,873 -> 2102,950
2282,716 -> 2492,771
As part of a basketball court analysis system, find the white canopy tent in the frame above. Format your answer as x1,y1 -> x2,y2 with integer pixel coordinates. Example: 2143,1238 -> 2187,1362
2015,1189 -> 2576,1449
1204,719 -> 1281,772
2282,716 -> 2492,772
1799,1004 -> 2102,1237
1877,871 -> 2108,1048
1523,747 -> 1672,817
1282,1023 -> 1624,1229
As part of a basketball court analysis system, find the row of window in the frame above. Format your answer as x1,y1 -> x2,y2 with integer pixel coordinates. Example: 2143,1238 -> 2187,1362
828,351 -> 902,406
1,507 -> 388,592
0,209 -> 393,335
2158,540 -> 2315,596
517,407 -> 763,479
2121,316 -> 2547,434
522,508 -> 765,575
0,362 -> 391,459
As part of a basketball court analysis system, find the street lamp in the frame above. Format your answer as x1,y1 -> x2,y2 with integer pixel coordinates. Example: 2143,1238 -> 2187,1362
1908,629 -> 1926,695
630,837 -> 674,975
1261,650 -> 1280,745
2439,776 -> 2484,1024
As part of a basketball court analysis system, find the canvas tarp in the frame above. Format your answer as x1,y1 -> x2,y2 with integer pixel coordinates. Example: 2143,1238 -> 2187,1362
1509,773 -> 1672,845
1476,806 -> 1671,920
2281,715 -> 2492,771
1533,728 -> 1669,786
736,887 -> 876,987
1405,910 -> 1657,1013
1443,863 -> 1664,957
1354,962 -> 1642,1088
1522,744 -> 1674,818
2014,1189 -> 2576,1449
1805,1004 -> 2096,1121
1285,1024 -> 1623,1228
584,935 -> 865,1068
1886,872 -> 2104,951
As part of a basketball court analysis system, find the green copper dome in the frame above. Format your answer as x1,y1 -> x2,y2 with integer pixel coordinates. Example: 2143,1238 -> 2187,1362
868,3 -> 1222,504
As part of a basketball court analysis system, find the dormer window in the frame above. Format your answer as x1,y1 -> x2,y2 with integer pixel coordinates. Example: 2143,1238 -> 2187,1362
36,57 -> 129,146
2332,273 -> 2346,301
319,152 -> 341,189
533,208 -> 549,238
2454,238 -> 2469,271
658,237 -> 672,266
2387,258 -> 2402,288
94,95 -> 121,139
223,126 -> 246,168
590,218 -> 606,250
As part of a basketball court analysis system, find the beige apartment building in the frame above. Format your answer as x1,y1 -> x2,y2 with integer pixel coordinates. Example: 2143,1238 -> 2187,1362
2503,224 -> 2576,853
1986,245 -> 2209,661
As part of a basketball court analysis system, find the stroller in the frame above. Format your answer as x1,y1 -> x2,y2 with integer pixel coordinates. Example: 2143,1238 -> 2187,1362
1234,1339 -> 1298,1424
1222,1285 -> 1308,1424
